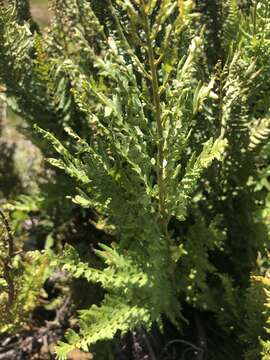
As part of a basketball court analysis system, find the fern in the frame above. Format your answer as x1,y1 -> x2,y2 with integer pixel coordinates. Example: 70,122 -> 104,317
28,1 -> 228,356
251,276 -> 270,360
1,0 -> 270,359
223,0 -> 240,50
249,116 -> 270,151
0,210 -> 54,333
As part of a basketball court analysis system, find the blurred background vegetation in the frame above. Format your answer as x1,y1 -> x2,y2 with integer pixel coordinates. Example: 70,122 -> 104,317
0,0 -> 50,202
30,0 -> 50,26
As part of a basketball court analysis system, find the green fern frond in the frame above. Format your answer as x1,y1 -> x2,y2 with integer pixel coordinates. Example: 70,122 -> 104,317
251,276 -> 270,360
166,138 -> 227,221
223,0 -> 240,50
54,242 -> 179,358
55,296 -> 152,358
249,116 -> 270,151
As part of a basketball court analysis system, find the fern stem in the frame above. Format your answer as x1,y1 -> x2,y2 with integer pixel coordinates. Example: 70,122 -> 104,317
141,3 -> 170,246
252,0 -> 258,36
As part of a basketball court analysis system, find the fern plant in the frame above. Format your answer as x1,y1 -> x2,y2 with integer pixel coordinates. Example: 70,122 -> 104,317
34,0 -> 226,357
0,210 -> 53,333
1,0 -> 270,359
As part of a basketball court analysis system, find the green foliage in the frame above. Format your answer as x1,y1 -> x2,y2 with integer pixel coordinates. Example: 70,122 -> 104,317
30,1 -> 228,355
0,0 -> 270,359
250,276 -> 270,360
55,243 -> 178,359
0,210 -> 53,333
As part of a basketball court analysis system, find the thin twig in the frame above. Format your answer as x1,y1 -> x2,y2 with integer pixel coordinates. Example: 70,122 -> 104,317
195,313 -> 207,360
55,294 -> 71,324
142,330 -> 157,360
0,210 -> 14,257
161,339 -> 203,360
0,210 -> 15,313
